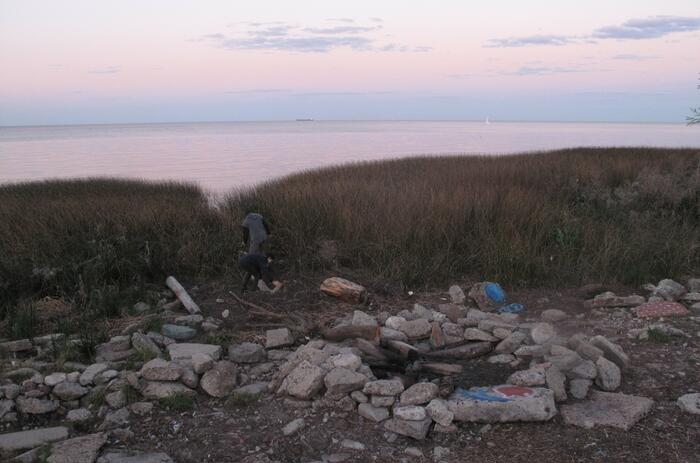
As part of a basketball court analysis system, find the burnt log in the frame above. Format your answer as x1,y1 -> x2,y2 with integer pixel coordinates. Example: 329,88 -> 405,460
423,342 -> 493,360
381,340 -> 420,362
321,324 -> 379,342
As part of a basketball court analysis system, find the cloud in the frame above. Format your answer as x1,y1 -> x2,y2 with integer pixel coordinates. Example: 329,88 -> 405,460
501,66 -> 581,76
327,18 -> 355,23
593,16 -> 700,39
302,25 -> 380,34
486,15 -> 700,47
611,53 -> 658,61
485,35 -> 574,48
88,66 -> 120,74
223,88 -> 291,94
201,19 -> 426,53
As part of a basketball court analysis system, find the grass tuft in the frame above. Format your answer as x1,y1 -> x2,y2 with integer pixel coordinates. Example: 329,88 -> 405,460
647,328 -> 673,343
225,391 -> 258,407
159,393 -> 195,411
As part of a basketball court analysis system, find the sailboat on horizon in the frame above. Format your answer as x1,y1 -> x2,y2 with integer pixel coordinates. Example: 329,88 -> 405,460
485,116 -> 491,125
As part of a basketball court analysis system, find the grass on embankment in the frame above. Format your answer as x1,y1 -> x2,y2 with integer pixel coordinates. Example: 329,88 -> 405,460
227,147 -> 700,287
0,178 -> 237,338
0,148 -> 698,337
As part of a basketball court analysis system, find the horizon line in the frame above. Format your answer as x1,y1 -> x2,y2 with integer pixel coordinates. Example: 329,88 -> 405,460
0,118 -> 693,129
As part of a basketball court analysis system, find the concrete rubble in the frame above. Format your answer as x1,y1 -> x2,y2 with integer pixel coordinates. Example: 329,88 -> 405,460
1,276 -> 695,460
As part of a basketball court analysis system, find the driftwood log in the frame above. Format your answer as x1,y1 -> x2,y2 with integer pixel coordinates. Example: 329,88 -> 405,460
320,277 -> 367,303
165,276 -> 201,315
320,324 -> 379,342
423,341 -> 493,360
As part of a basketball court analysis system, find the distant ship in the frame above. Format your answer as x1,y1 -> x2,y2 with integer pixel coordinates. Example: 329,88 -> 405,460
295,118 -> 314,122
485,116 -> 491,125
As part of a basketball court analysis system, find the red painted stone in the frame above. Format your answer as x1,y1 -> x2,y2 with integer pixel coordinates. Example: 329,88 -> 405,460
634,301 -> 690,318
494,385 -> 535,398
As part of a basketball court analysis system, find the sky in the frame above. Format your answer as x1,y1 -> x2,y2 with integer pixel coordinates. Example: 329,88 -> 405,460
1,0 -> 699,125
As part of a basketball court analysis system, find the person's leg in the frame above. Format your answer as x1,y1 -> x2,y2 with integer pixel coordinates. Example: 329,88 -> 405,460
241,272 -> 251,294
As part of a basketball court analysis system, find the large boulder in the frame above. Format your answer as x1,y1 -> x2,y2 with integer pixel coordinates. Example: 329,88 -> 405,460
200,361 -> 238,398
448,386 -> 557,423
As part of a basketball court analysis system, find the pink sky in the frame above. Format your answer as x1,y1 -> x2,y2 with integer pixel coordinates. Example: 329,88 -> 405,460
1,0 -> 699,124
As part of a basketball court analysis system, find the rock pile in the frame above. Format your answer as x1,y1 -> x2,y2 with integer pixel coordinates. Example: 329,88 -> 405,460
259,283 -> 649,440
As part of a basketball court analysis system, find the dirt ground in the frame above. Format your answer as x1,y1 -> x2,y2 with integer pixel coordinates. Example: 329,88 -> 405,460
6,274 -> 700,463
100,274 -> 699,463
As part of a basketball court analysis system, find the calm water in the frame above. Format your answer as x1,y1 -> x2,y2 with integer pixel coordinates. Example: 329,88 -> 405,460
1,121 -> 699,192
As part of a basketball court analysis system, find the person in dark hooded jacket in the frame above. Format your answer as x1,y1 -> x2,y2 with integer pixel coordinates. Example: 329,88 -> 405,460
241,212 -> 270,254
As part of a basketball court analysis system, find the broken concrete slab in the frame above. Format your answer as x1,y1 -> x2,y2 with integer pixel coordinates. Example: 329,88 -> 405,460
561,390 -> 653,431
383,417 -> 432,440
634,301 -> 690,319
167,343 -> 222,361
0,426 -> 68,451
46,432 -> 107,463
97,452 -> 174,463
448,385 -> 556,423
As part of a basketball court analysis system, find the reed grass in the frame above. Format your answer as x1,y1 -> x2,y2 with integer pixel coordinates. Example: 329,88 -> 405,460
1,148 -> 698,337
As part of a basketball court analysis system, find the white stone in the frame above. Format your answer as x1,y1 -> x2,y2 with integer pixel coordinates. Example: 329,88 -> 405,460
358,403 -> 390,422
282,418 -> 305,436
167,343 -> 222,361
393,405 -> 427,421
677,393 -> 700,415
44,372 -> 67,387
79,363 -> 109,386
385,316 -> 406,330
400,382 -> 438,405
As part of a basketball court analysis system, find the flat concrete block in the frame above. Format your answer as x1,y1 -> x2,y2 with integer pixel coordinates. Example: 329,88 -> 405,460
561,390 -> 654,431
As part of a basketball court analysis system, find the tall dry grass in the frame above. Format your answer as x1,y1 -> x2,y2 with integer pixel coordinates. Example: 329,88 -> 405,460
0,178 -> 236,336
1,148 -> 698,336
225,147 -> 700,287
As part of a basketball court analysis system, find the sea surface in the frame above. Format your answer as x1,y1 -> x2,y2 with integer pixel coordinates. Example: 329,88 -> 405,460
1,121 -> 699,192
